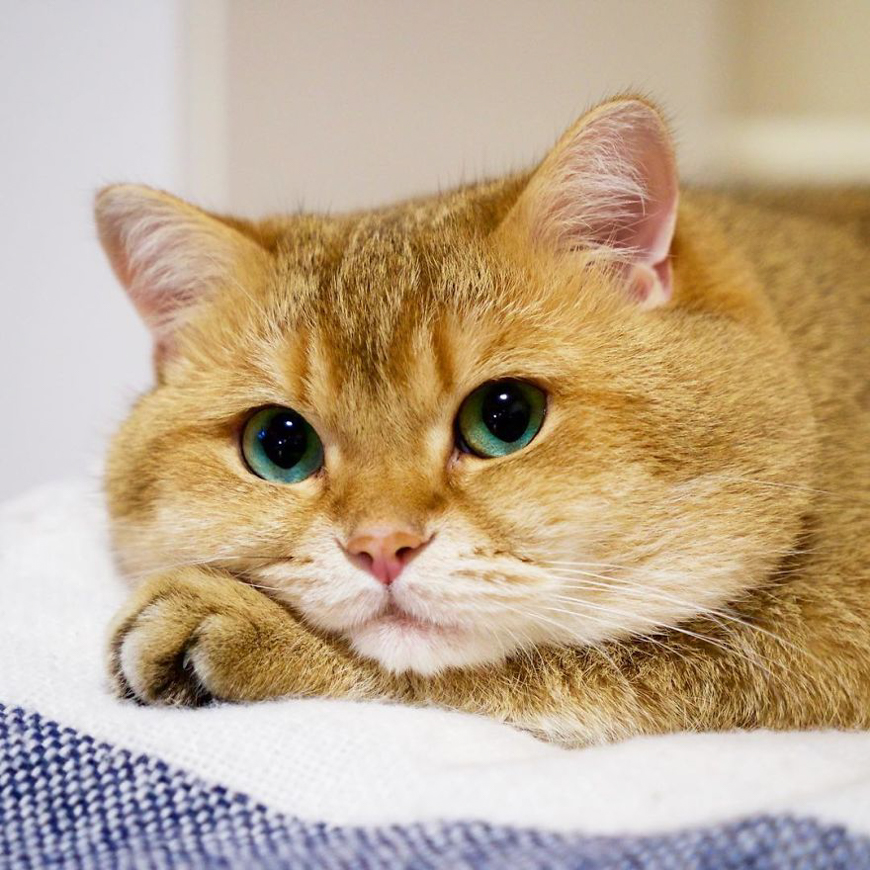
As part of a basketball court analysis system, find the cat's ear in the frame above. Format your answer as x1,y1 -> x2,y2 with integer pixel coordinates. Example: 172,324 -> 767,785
94,184 -> 267,362
502,98 -> 678,308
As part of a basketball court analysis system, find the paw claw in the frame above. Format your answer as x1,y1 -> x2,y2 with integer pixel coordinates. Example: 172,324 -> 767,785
110,597 -> 218,707
180,650 -> 215,707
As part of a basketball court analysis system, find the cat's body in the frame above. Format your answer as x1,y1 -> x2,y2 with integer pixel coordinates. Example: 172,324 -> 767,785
100,99 -> 870,745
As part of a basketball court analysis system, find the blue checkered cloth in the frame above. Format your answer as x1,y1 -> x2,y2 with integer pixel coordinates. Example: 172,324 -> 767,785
2,703 -> 869,869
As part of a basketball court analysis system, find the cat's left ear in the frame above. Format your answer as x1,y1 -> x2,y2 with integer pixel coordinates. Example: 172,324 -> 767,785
501,98 -> 678,308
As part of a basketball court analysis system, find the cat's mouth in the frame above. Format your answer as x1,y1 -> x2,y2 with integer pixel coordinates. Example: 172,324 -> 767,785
345,600 -> 485,674
365,602 -> 459,637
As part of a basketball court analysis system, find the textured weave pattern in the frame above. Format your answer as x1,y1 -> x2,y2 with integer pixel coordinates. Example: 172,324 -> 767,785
2,703 -> 870,870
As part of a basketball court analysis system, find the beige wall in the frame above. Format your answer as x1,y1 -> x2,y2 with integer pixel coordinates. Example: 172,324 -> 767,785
204,1 -> 870,209
722,0 -> 870,181
220,0 -> 731,216
731,0 -> 870,118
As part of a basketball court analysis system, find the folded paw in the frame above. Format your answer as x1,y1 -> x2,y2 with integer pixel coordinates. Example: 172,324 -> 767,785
109,566 -> 393,706
108,567 -> 313,706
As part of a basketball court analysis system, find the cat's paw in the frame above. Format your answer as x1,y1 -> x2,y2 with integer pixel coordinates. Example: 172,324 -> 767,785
109,568 -> 301,706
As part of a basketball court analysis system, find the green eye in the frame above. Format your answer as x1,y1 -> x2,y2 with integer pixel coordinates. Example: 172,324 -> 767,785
456,379 -> 546,458
241,406 -> 323,483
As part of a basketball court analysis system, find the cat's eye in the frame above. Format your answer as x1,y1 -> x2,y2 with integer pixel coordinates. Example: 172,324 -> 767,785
241,406 -> 323,483
456,379 -> 546,458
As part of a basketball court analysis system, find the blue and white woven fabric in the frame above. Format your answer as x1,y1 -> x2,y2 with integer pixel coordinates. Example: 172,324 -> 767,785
3,481 -> 870,869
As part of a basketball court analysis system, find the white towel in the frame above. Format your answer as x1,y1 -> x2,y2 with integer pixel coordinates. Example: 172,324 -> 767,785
2,479 -> 869,836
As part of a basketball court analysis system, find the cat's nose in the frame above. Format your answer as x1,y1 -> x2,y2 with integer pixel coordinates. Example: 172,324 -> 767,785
344,528 -> 431,585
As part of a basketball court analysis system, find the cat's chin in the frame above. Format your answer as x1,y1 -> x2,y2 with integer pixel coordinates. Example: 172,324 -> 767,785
347,611 -> 506,676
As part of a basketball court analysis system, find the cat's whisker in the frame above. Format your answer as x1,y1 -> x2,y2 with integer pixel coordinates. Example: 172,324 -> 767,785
239,581 -> 284,593
539,595 -> 792,688
498,621 -> 540,670
542,540 -> 850,568
462,564 -> 787,674
543,562 -> 734,605
545,565 -> 760,619
541,566 -> 830,688
714,474 -> 870,506
590,642 -> 622,674
118,555 -> 243,582
495,601 -> 596,646
116,551 -> 301,583
507,601 -> 687,670
539,561 -> 778,639
544,564 -> 797,641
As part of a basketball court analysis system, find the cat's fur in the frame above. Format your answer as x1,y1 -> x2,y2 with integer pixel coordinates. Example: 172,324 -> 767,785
98,98 -> 870,745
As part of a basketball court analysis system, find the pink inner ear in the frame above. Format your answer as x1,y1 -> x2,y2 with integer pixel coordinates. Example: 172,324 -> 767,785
614,130 -> 678,306
627,262 -> 672,308
620,141 -> 678,303
530,101 -> 679,303
128,279 -> 198,341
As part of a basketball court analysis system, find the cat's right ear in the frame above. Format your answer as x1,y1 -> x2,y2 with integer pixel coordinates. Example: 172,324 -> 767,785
94,184 -> 267,365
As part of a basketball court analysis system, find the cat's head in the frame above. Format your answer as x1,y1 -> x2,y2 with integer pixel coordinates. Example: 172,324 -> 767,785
98,98 -> 814,676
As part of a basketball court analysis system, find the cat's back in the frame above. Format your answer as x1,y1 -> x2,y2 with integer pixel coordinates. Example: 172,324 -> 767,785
683,186 -> 870,410
683,187 -> 869,573
720,186 -> 870,244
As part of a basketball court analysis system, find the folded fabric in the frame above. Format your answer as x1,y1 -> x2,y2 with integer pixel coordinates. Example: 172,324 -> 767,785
2,480 -> 870,868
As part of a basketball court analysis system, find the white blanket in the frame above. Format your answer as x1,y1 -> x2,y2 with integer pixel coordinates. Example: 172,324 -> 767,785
2,479 -> 869,838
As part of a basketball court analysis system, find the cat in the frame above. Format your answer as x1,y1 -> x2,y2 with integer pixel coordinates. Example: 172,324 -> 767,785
98,96 -> 870,745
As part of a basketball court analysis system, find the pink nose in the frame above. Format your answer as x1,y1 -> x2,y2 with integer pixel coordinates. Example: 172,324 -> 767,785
345,528 -> 430,585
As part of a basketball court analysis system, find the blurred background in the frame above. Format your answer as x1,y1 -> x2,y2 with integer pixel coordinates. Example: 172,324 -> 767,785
3,0 -> 870,500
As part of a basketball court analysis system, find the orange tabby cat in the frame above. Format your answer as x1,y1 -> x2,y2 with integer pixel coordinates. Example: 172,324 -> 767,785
98,97 -> 870,745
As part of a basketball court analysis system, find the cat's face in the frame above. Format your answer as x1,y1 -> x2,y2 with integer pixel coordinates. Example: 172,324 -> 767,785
100,99 -> 814,675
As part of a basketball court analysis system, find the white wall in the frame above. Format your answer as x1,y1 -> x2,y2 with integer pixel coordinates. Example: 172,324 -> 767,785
1,1 -> 181,500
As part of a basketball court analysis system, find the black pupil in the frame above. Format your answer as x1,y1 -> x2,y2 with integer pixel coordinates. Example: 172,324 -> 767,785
258,412 -> 309,468
482,382 -> 531,443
